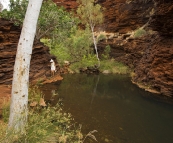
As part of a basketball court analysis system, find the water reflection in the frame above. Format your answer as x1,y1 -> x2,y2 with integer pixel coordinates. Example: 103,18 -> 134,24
41,74 -> 173,143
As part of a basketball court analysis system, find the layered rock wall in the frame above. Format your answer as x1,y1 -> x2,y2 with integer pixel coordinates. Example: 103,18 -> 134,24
99,0 -> 154,33
118,34 -> 173,97
0,18 -> 53,84
134,0 -> 173,96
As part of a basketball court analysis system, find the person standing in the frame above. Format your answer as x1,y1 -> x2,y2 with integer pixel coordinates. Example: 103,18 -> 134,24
50,59 -> 56,77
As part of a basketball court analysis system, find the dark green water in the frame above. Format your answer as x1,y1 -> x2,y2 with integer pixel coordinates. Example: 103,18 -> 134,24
41,74 -> 173,143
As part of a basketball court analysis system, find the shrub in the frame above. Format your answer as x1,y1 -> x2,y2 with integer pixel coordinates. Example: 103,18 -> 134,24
2,101 -> 10,123
101,45 -> 111,60
50,44 -> 71,66
133,28 -> 147,38
97,33 -> 107,42
41,27 -> 93,66
100,59 -> 130,74
69,54 -> 98,72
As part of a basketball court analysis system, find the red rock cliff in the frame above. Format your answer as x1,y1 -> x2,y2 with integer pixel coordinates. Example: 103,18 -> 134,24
0,18 -> 55,84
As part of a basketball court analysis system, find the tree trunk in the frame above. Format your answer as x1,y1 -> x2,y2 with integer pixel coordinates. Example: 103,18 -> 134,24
8,0 -> 43,133
90,24 -> 100,67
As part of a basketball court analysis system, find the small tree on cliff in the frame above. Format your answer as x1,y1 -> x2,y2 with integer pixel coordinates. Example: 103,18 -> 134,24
8,0 -> 43,133
77,0 -> 104,67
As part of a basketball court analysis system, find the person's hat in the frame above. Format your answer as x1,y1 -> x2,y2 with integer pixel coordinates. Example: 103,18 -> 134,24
50,59 -> 53,62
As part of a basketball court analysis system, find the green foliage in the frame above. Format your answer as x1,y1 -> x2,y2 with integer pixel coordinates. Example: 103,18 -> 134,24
40,38 -> 51,47
67,26 -> 93,62
69,54 -> 98,73
100,60 -> 130,74
77,0 -> 104,26
28,86 -> 43,103
77,0 -> 104,66
0,122 -> 7,141
2,101 -> 10,123
36,0 -> 78,40
134,28 -> 147,38
50,43 -> 71,65
69,55 -> 130,75
101,45 -> 111,60
97,33 -> 107,42
42,27 -> 93,65
0,0 -> 28,26
0,0 -> 78,40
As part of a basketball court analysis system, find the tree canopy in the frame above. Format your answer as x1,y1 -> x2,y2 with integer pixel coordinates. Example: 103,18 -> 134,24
77,0 -> 103,27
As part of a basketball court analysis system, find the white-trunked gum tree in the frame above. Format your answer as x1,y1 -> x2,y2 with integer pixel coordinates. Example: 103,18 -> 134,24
8,0 -> 43,133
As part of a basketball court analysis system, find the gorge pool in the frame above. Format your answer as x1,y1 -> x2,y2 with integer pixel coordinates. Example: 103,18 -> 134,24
41,74 -> 173,143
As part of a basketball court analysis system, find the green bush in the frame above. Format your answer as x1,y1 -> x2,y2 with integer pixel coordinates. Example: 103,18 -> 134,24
100,59 -> 130,74
69,54 -> 98,73
41,27 -> 93,67
134,28 -> 147,38
69,57 -> 130,74
97,34 -> 107,42
101,45 -> 111,60
50,44 -> 71,65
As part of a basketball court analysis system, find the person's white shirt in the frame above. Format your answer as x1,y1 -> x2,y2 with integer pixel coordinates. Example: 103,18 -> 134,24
50,59 -> 56,71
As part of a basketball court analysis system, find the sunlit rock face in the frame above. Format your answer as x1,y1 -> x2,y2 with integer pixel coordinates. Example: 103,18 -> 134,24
54,0 -> 173,97
0,18 -> 54,84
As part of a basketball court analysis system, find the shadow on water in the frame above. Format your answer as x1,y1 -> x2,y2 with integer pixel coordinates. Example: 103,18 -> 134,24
41,74 -> 173,143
